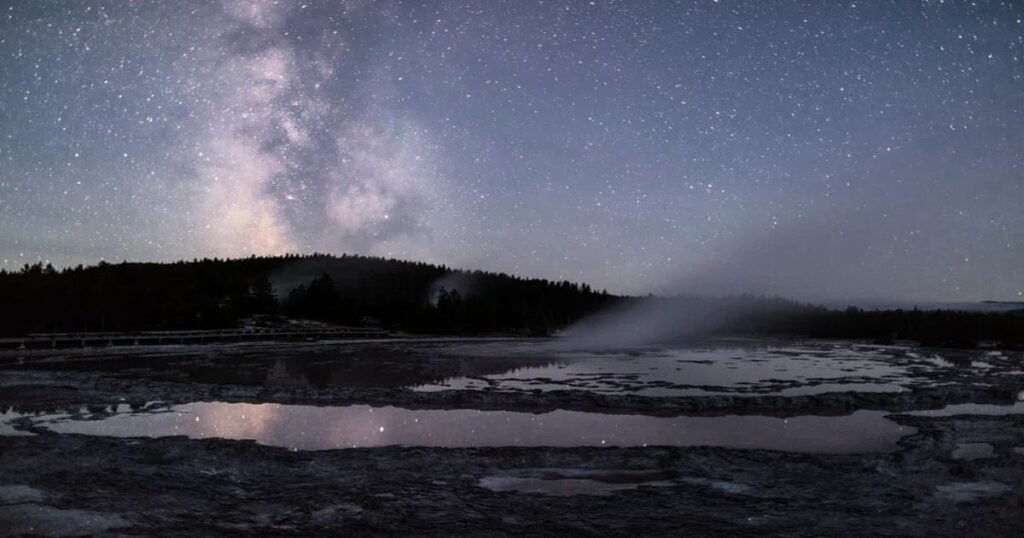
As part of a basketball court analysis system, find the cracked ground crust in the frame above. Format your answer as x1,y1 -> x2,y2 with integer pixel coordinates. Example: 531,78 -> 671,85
2,416 -> 1024,537
2,340 -> 1023,536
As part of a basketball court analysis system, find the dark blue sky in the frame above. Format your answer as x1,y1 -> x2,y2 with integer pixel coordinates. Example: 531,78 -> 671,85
1,0 -> 1021,301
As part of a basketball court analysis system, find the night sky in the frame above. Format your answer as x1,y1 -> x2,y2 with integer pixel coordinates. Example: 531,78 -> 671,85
1,0 -> 1021,302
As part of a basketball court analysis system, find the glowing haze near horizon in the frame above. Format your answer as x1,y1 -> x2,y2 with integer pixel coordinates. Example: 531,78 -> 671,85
1,0 -> 1021,302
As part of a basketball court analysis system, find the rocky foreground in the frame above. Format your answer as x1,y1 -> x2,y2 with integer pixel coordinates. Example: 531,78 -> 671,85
2,414 -> 1024,536
1,340 -> 1023,536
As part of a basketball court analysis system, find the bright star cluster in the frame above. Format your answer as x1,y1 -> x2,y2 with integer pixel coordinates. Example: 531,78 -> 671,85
1,0 -> 1021,301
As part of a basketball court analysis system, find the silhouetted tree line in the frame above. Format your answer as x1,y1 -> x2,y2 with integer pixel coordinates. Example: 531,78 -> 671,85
1,255 -> 1020,348
0,254 -> 613,337
670,295 -> 1024,349
564,293 -> 1023,349
772,305 -> 1024,349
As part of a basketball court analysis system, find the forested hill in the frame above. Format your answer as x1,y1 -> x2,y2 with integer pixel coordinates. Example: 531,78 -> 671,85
0,254 -> 615,337
2,255 -> 1021,348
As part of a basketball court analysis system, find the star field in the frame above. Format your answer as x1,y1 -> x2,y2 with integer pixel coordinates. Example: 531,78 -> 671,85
1,0 -> 1021,302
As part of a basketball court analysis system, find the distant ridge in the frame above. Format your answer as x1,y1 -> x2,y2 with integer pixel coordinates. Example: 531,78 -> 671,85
1,254 -> 1021,349
0,254 -> 614,338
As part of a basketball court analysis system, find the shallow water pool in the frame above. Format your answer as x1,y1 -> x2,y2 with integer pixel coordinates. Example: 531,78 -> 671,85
6,401 -> 912,453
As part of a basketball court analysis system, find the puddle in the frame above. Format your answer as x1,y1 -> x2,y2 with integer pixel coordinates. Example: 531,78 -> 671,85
13,339 -> 1015,397
951,443 -> 995,460
412,342 -> 974,396
0,411 -> 34,436
773,383 -> 906,396
908,401 -> 1024,417
681,477 -> 753,495
4,402 -> 912,453
0,485 -> 46,504
0,505 -> 129,537
482,469 -> 765,498
0,486 -> 130,538
479,476 -> 643,496
478,469 -> 674,496
934,481 -> 1011,503
13,347 -> 560,390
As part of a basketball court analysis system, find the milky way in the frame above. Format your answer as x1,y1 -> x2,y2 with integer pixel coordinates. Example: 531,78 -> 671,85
1,0 -> 1022,302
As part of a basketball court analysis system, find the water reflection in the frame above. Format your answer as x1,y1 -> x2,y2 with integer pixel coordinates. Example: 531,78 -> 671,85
18,346 -> 560,389
908,401 -> 1024,417
8,339 -> 1013,397
11,402 -> 911,454
415,344 -> 915,396
0,411 -> 34,436
478,469 -> 676,496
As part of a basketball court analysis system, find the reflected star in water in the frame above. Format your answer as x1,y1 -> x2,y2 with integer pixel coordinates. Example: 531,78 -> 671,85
13,402 -> 917,454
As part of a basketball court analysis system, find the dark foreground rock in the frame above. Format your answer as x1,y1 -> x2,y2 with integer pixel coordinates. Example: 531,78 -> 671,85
2,414 -> 1024,537
2,340 -> 1023,536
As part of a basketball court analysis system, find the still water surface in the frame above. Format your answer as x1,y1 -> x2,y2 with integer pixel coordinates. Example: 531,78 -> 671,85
11,402 -> 912,453
22,340 -> 971,396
